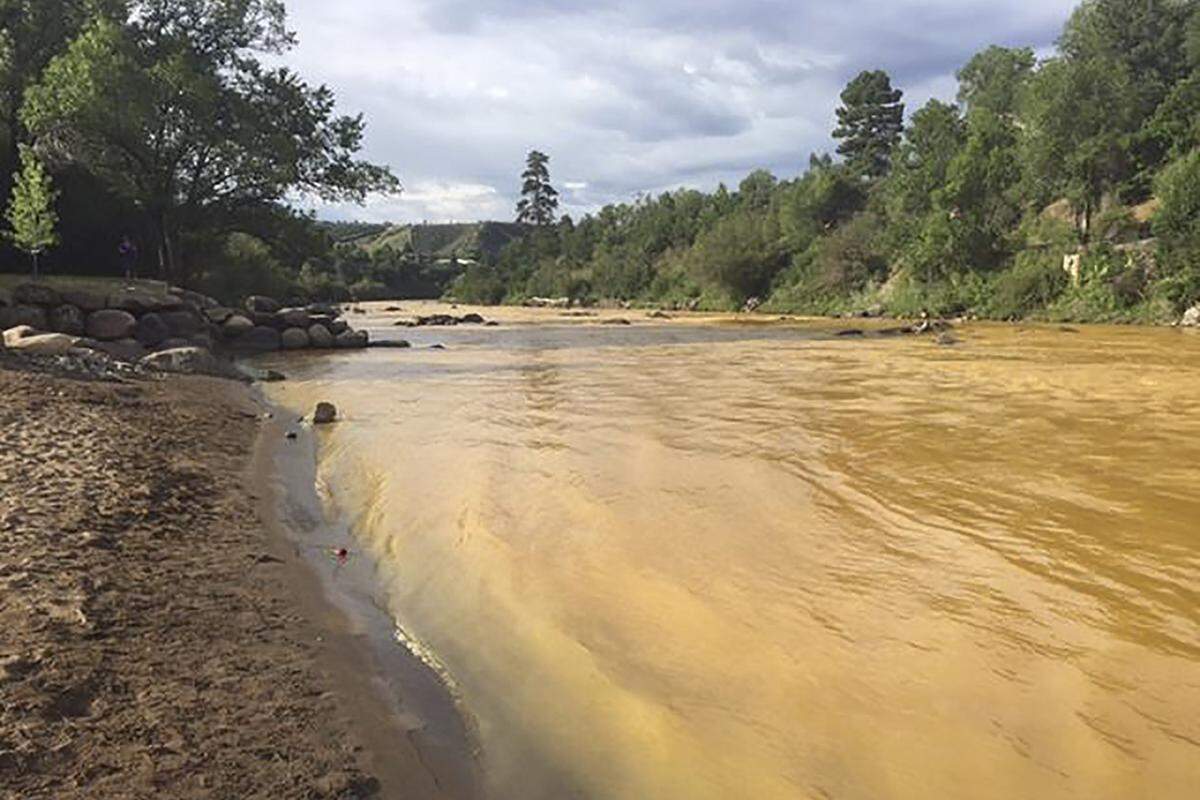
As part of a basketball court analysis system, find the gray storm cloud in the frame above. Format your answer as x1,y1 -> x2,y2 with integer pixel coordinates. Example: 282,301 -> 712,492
282,0 -> 1079,223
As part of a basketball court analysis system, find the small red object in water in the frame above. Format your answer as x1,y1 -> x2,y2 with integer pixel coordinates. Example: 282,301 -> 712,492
333,547 -> 349,564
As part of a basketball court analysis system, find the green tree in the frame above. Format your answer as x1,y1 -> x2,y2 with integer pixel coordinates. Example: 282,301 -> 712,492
1152,150 -> 1200,306
22,2 -> 398,281
956,46 -> 1036,117
1020,56 -> 1138,239
833,70 -> 905,179
515,149 -> 559,226
882,99 -> 967,251
1060,0 -> 1196,117
5,144 -> 59,277
0,0 -> 118,196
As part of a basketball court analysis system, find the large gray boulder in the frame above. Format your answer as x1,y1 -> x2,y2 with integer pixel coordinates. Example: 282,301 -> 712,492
12,283 -> 62,306
0,304 -> 48,331
234,325 -> 281,352
278,307 -> 311,328
334,329 -> 369,349
91,338 -> 146,363
86,309 -> 138,341
205,306 -> 237,324
5,331 -> 79,355
307,323 -> 335,349
280,327 -> 310,350
48,304 -> 86,336
307,303 -> 341,318
139,347 -> 247,382
222,314 -> 254,338
245,295 -> 281,314
60,289 -> 107,312
107,289 -> 181,314
3,325 -> 39,348
160,309 -> 204,337
1183,305 -> 1200,327
135,312 -> 170,346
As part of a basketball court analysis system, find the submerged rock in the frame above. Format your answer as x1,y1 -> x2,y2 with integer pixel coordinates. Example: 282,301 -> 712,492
313,402 -> 337,425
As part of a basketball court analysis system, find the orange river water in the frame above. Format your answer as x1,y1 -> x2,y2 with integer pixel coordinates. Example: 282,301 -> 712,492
260,303 -> 1200,800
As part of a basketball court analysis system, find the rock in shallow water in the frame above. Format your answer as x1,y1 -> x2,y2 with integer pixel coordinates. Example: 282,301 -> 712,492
313,402 -> 337,424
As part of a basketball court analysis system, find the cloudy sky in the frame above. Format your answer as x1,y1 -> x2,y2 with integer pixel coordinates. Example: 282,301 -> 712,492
281,0 -> 1080,224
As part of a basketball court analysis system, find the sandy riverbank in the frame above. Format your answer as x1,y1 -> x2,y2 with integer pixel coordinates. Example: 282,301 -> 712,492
0,354 -> 460,798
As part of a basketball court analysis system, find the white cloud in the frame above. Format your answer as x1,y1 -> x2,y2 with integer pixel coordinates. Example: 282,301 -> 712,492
279,0 -> 1081,223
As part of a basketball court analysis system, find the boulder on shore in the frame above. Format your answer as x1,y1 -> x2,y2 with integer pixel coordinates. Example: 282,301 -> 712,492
12,283 -> 62,306
313,402 -> 337,425
0,304 -> 48,331
49,304 -> 86,336
135,312 -> 170,347
278,308 -> 312,329
222,314 -> 254,338
280,327 -> 310,350
86,309 -> 138,341
307,323 -> 335,349
61,289 -> 107,312
234,326 -> 282,352
1183,305 -> 1200,327
160,309 -> 204,337
205,306 -> 237,325
4,325 -> 39,348
90,338 -> 147,363
107,289 -> 181,314
5,331 -> 79,356
334,329 -> 369,349
245,295 -> 281,314
139,347 -> 248,382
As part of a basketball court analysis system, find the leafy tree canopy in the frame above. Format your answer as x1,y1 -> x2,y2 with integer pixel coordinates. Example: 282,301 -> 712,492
22,0 -> 398,280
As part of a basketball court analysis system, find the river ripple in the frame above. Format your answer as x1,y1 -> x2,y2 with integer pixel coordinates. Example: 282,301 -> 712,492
263,304 -> 1200,800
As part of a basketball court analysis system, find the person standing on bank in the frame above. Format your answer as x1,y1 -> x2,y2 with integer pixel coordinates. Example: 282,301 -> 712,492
118,235 -> 138,279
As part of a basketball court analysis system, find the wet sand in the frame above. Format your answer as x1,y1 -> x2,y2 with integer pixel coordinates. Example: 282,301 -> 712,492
0,354 -> 460,798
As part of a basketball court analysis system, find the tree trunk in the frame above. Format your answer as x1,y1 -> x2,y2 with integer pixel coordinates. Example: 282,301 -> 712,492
31,251 -> 39,280
153,210 -> 176,283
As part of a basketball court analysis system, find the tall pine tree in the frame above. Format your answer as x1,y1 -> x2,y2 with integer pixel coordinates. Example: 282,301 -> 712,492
516,150 -> 559,226
833,70 -> 905,180
4,144 -> 58,277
